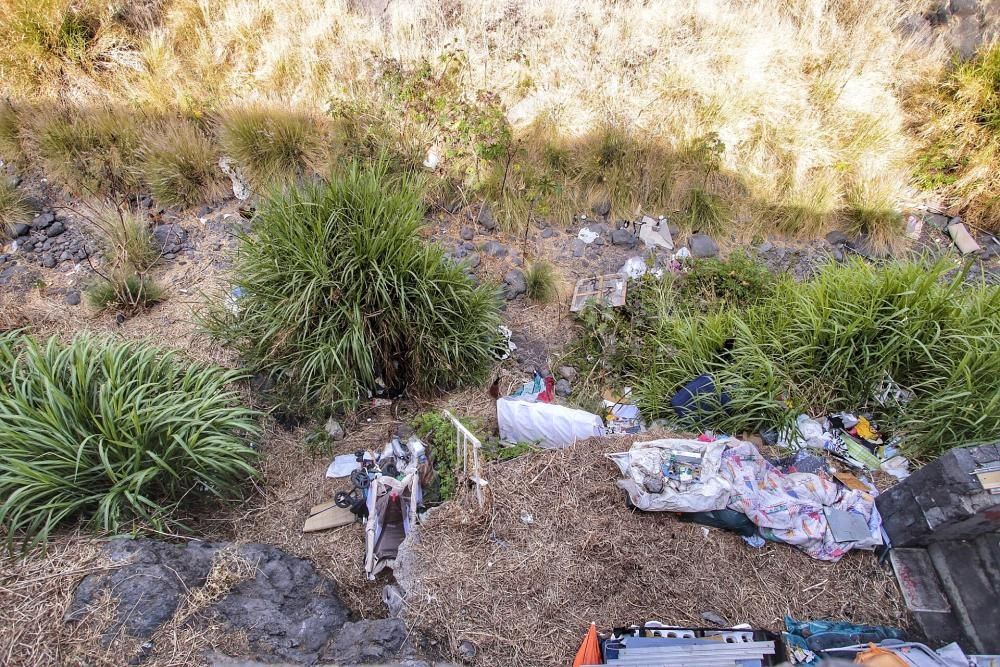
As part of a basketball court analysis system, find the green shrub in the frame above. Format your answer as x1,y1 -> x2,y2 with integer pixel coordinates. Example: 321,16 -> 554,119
0,332 -> 261,549
218,107 -> 324,190
27,108 -> 142,196
203,161 -> 503,412
524,261 -> 559,302
141,120 -> 225,208
578,258 -> 1000,458
0,181 -> 32,237
676,251 -> 776,313
86,273 -> 164,312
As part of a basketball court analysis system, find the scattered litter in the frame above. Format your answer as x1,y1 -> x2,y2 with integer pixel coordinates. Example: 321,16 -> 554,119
782,616 -> 905,665
224,286 -> 245,315
498,393 -> 604,449
509,371 -> 554,403
570,274 -> 628,312
600,621 -> 777,665
618,256 -> 648,279
302,501 -> 356,533
674,247 -> 692,259
671,374 -> 730,419
219,156 -> 251,200
326,453 -> 363,478
638,216 -> 674,250
823,507 -> 874,543
577,227 -> 599,244
609,436 -> 884,560
519,510 -> 534,525
423,147 -> 440,169
905,214 -> 924,240
947,221 -> 982,254
700,611 -> 729,627
833,471 -> 870,492
493,324 -> 516,360
603,388 -> 643,435
880,455 -> 910,480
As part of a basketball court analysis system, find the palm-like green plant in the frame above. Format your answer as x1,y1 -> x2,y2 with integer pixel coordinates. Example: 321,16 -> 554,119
0,332 -> 261,550
203,161 -> 503,413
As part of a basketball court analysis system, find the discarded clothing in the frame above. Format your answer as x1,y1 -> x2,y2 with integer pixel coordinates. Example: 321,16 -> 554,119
609,438 -> 883,561
783,616 -> 905,665
671,374 -> 731,419
677,508 -> 757,537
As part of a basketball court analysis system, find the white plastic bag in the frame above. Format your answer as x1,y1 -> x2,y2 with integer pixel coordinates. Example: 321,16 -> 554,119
497,397 -> 604,449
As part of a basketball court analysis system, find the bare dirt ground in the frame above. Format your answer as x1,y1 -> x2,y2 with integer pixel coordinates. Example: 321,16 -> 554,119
0,189 -> 911,666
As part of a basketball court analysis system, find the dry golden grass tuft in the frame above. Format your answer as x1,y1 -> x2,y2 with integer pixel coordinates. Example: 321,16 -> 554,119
0,0 -> 947,241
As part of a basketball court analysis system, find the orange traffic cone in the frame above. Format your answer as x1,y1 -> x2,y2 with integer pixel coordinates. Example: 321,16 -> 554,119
572,622 -> 601,666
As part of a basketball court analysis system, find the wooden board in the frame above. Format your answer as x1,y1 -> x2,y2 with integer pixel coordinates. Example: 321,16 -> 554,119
834,471 -> 869,492
975,470 -> 1000,490
302,501 -> 356,533
570,274 -> 627,312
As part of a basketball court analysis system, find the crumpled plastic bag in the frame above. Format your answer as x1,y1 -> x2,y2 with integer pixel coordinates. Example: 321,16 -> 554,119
606,438 -> 733,512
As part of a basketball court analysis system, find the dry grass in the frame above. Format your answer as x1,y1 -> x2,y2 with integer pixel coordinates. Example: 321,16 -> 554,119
1,0 -> 945,240
402,436 -> 910,667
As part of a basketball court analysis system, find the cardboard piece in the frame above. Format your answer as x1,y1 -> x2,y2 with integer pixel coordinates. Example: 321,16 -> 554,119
570,274 -> 627,312
834,471 -> 869,492
638,217 -> 674,250
303,501 -> 356,533
947,222 -> 982,255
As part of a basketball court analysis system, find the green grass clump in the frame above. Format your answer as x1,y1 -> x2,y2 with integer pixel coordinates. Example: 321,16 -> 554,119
576,257 -> 1000,459
218,107 -> 325,190
203,161 -> 503,412
0,181 -> 32,238
844,178 -> 903,256
141,121 -> 225,208
86,273 -> 164,312
0,101 -> 24,164
27,108 -> 141,196
0,332 -> 261,549
524,261 -> 559,302
684,187 -> 730,235
911,43 -> 1000,230
677,251 -> 775,313
411,411 -> 462,503
95,209 -> 158,272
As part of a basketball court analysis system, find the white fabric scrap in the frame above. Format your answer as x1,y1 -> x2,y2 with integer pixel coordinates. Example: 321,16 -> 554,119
326,454 -> 361,478
577,227 -> 599,244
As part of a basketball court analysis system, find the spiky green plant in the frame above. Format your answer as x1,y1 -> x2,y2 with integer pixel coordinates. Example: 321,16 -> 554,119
93,207 -> 158,272
524,261 -> 559,302
0,332 -> 261,550
218,107 -> 324,190
86,273 -> 164,312
141,120 -> 225,208
0,181 -> 32,237
202,161 -> 503,412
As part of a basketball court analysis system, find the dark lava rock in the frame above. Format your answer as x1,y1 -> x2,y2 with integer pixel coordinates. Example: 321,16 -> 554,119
321,619 -> 410,664
689,233 -> 719,258
542,228 -> 556,239
476,205 -> 496,231
31,212 -> 55,230
40,253 -> 56,268
65,290 -> 81,306
46,221 -> 65,237
571,239 -> 586,257
825,230 -> 849,246
592,200 -> 611,217
67,539 -> 353,665
152,224 -> 188,250
481,240 -> 507,258
503,269 -> 526,299
460,226 -> 474,241
555,378 -> 572,397
13,223 -> 29,237
464,252 -> 481,269
610,229 -> 637,247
